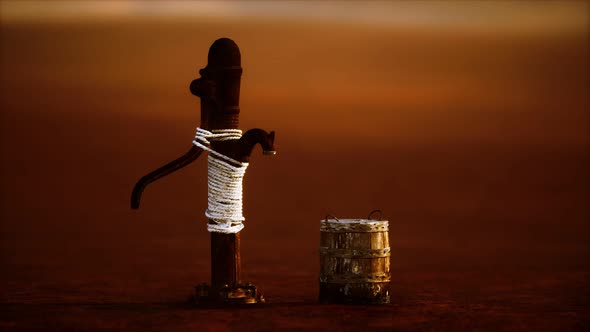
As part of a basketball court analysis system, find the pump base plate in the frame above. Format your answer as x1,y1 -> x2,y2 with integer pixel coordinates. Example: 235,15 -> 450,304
193,282 -> 265,305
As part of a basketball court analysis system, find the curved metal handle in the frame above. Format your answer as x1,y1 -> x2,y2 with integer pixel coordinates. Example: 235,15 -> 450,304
131,146 -> 203,209
325,214 -> 340,222
131,76 -> 217,210
367,209 -> 383,220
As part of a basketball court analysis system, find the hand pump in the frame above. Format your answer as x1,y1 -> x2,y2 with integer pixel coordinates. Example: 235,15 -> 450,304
131,38 -> 275,304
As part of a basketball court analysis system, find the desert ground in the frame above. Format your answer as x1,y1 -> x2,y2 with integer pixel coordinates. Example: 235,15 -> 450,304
1,15 -> 588,331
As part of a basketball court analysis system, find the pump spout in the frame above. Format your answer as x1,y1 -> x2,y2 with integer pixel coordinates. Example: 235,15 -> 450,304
237,129 -> 276,161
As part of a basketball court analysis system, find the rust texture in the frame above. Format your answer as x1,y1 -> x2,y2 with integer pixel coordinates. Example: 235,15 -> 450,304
131,38 -> 275,304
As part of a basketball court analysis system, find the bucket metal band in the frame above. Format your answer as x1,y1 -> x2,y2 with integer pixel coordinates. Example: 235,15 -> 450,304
319,272 -> 391,284
319,247 -> 391,258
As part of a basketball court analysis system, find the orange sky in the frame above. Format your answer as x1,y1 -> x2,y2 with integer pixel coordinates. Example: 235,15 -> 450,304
1,2 -> 588,147
1,0 -> 588,35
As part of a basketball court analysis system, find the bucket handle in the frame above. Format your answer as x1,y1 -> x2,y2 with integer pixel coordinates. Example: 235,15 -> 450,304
367,209 -> 383,220
325,214 -> 340,222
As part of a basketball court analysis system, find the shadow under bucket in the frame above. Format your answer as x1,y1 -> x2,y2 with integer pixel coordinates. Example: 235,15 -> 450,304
319,211 -> 391,304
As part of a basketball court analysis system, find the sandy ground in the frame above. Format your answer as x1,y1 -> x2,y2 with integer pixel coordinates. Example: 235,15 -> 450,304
1,20 -> 589,330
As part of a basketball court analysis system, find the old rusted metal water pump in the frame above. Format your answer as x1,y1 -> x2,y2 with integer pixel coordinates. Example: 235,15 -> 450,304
131,38 -> 275,304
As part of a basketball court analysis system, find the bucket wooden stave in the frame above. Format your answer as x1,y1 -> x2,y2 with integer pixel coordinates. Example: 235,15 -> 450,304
319,218 -> 391,304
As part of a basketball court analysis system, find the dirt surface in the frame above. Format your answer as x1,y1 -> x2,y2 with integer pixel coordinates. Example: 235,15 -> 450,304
1,266 -> 588,331
1,19 -> 589,331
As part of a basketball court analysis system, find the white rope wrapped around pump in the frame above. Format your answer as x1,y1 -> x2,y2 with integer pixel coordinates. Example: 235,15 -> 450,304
192,128 -> 248,234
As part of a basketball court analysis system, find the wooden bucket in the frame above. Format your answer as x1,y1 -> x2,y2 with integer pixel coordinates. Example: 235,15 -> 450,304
319,213 -> 390,304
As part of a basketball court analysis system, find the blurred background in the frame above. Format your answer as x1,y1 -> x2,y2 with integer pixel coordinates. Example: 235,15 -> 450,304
0,0 -> 588,311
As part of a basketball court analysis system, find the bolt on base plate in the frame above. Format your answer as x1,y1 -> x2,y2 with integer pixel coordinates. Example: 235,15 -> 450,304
193,282 -> 265,305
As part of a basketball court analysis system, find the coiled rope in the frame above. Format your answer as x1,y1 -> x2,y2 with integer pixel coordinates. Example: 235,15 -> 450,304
193,128 -> 248,234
